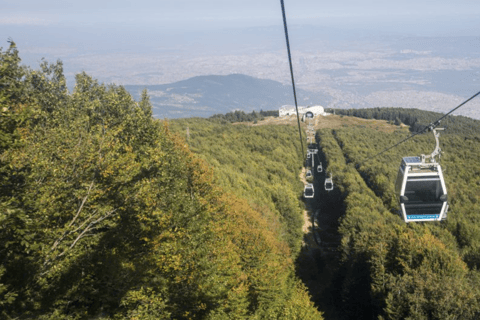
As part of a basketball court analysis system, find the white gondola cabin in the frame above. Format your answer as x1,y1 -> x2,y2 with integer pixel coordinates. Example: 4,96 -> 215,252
306,169 -> 313,182
305,151 -> 311,167
304,183 -> 314,198
317,162 -> 323,173
395,156 -> 448,222
325,173 -> 333,191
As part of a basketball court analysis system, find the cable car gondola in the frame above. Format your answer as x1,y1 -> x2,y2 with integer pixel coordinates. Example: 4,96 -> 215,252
305,151 -> 311,167
325,173 -> 333,191
317,162 -> 323,173
315,153 -> 323,173
304,183 -> 314,198
394,128 -> 448,222
306,169 -> 313,182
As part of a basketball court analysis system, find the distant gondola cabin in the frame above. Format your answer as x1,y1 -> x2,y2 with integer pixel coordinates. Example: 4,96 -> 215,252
324,174 -> 333,191
317,162 -> 323,173
395,156 -> 448,222
304,184 -> 314,198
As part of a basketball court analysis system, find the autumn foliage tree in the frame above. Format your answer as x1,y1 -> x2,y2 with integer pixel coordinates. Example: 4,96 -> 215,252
0,41 -> 321,319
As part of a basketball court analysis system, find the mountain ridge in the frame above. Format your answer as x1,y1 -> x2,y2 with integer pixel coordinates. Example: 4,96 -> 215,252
125,74 -> 331,118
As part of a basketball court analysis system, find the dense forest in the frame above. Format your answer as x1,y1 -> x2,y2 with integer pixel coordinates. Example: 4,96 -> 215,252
310,117 -> 480,318
168,107 -> 480,319
327,107 -> 480,136
209,110 -> 279,124
3,40 -> 480,319
169,118 -> 305,256
0,42 -> 321,319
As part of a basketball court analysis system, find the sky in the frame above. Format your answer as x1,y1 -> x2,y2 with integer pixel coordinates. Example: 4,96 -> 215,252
1,0 -> 479,85
2,0 -> 480,32
1,0 -> 480,117
2,0 -> 479,60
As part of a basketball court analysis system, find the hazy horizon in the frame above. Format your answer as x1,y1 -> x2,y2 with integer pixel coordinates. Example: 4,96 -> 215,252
2,0 -> 480,118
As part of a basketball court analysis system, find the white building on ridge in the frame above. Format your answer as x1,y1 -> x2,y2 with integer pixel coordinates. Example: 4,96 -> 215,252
279,105 -> 328,117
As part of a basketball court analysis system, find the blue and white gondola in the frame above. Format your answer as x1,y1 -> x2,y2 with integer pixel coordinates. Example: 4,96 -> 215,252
395,156 -> 448,222
395,128 -> 448,222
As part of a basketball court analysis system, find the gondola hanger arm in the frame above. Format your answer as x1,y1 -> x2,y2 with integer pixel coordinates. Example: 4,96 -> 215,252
422,128 -> 444,163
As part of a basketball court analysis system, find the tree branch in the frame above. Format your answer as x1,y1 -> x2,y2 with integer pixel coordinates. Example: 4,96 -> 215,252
58,209 -> 117,259
42,208 -> 116,272
45,181 -> 95,257
68,180 -> 95,228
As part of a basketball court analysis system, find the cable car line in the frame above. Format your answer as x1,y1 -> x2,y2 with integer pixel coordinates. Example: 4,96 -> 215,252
435,90 -> 480,125
279,1 -> 478,224
362,90 -> 480,164
280,0 -> 305,160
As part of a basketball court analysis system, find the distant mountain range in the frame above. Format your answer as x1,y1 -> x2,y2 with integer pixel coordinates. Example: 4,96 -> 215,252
124,74 -> 331,118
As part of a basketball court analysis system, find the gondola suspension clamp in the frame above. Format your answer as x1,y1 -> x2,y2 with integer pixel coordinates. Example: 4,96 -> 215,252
421,128 -> 444,164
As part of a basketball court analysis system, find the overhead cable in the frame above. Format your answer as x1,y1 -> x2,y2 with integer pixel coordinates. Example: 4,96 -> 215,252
363,90 -> 480,163
280,0 -> 305,159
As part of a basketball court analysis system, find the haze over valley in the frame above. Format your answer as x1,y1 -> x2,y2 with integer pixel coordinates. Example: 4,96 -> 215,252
4,1 -> 480,119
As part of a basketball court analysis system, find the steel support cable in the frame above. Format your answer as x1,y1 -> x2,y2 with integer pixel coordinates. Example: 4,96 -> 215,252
362,90 -> 480,164
280,0 -> 305,160
430,90 -> 480,127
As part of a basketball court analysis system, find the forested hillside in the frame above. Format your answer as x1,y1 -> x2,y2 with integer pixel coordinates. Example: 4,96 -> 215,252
169,107 -> 480,318
209,109 -> 278,124
312,120 -> 480,318
328,107 -> 480,136
187,108 -> 480,318
4,40 -> 480,319
0,42 -> 321,319
169,118 -> 305,256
